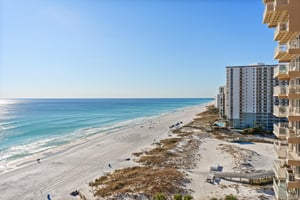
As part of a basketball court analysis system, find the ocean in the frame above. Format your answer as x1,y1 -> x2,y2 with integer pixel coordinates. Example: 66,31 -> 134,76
0,98 -> 213,167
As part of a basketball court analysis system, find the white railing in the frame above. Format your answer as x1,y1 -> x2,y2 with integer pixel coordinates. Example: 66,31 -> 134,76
288,151 -> 300,161
274,85 -> 288,96
274,64 -> 288,76
274,122 -> 289,138
289,62 -> 300,72
273,160 -> 287,179
289,107 -> 300,116
275,44 -> 287,56
274,105 -> 289,117
289,85 -> 300,94
286,170 -> 295,182
288,128 -> 300,138
273,178 -> 279,198
288,39 -> 300,50
273,178 -> 288,200
274,142 -> 288,158
275,22 -> 289,38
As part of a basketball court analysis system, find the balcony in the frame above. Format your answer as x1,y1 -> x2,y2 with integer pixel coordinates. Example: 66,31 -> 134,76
286,168 -> 300,188
287,39 -> 300,57
275,44 -> 295,62
274,22 -> 297,43
288,62 -> 300,79
273,178 -> 288,200
287,192 -> 300,200
274,22 -> 289,42
287,151 -> 300,166
274,142 -> 287,159
274,105 -> 289,118
288,107 -> 300,121
263,0 -> 288,27
275,0 -> 288,8
274,160 -> 287,180
288,85 -> 300,99
287,128 -> 300,144
274,64 -> 289,80
274,86 -> 288,98
263,2 -> 275,24
274,122 -> 289,139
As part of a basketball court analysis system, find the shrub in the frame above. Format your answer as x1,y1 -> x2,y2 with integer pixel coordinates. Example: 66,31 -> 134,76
153,193 -> 167,200
183,195 -> 193,200
173,194 -> 183,200
224,194 -> 237,200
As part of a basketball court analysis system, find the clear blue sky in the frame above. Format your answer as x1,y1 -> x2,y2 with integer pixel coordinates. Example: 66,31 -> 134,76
0,0 -> 276,98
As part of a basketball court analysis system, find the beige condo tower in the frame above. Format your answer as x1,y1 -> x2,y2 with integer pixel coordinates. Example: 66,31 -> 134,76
263,0 -> 300,199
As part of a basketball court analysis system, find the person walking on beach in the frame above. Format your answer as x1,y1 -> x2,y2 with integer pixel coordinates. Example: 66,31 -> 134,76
108,163 -> 112,168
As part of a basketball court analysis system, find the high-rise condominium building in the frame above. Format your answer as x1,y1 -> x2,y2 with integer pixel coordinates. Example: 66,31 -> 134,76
216,86 -> 226,118
263,0 -> 300,199
225,64 -> 286,131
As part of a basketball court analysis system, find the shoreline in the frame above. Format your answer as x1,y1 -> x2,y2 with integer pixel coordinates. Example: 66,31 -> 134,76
0,102 -> 212,200
0,101 -> 213,175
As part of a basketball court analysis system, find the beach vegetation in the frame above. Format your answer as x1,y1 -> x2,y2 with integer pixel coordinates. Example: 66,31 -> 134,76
173,194 -> 183,200
89,105 -> 214,199
89,166 -> 187,198
153,193 -> 167,200
183,195 -> 193,200
173,194 -> 193,200
224,194 -> 238,200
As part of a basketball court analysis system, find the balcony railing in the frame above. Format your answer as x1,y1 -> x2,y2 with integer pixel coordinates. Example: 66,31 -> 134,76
289,107 -> 300,116
274,122 -> 289,139
286,169 -> 295,182
275,0 -> 289,6
273,160 -> 287,179
289,62 -> 300,72
264,2 -> 275,17
288,39 -> 300,50
289,85 -> 300,95
275,22 -> 289,39
273,178 -> 288,200
275,44 -> 287,55
274,142 -> 287,158
274,105 -> 289,117
288,151 -> 300,163
274,85 -> 288,97
288,128 -> 300,138
274,64 -> 288,77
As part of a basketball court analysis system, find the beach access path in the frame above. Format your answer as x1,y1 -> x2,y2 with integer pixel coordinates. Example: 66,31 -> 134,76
0,103 -> 209,200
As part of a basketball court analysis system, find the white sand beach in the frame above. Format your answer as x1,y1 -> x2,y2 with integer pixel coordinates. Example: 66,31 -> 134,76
0,104 -> 209,200
189,137 -> 275,200
0,103 -> 276,200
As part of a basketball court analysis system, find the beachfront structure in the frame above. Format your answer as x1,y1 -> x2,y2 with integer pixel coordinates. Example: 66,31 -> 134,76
225,64 -> 287,131
216,86 -> 226,118
263,0 -> 300,199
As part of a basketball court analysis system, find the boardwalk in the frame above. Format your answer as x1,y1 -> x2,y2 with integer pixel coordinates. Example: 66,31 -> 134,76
212,170 -> 274,184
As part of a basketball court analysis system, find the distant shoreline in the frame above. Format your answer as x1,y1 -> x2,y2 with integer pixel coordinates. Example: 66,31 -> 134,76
0,100 -> 212,200
0,99 -> 214,175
